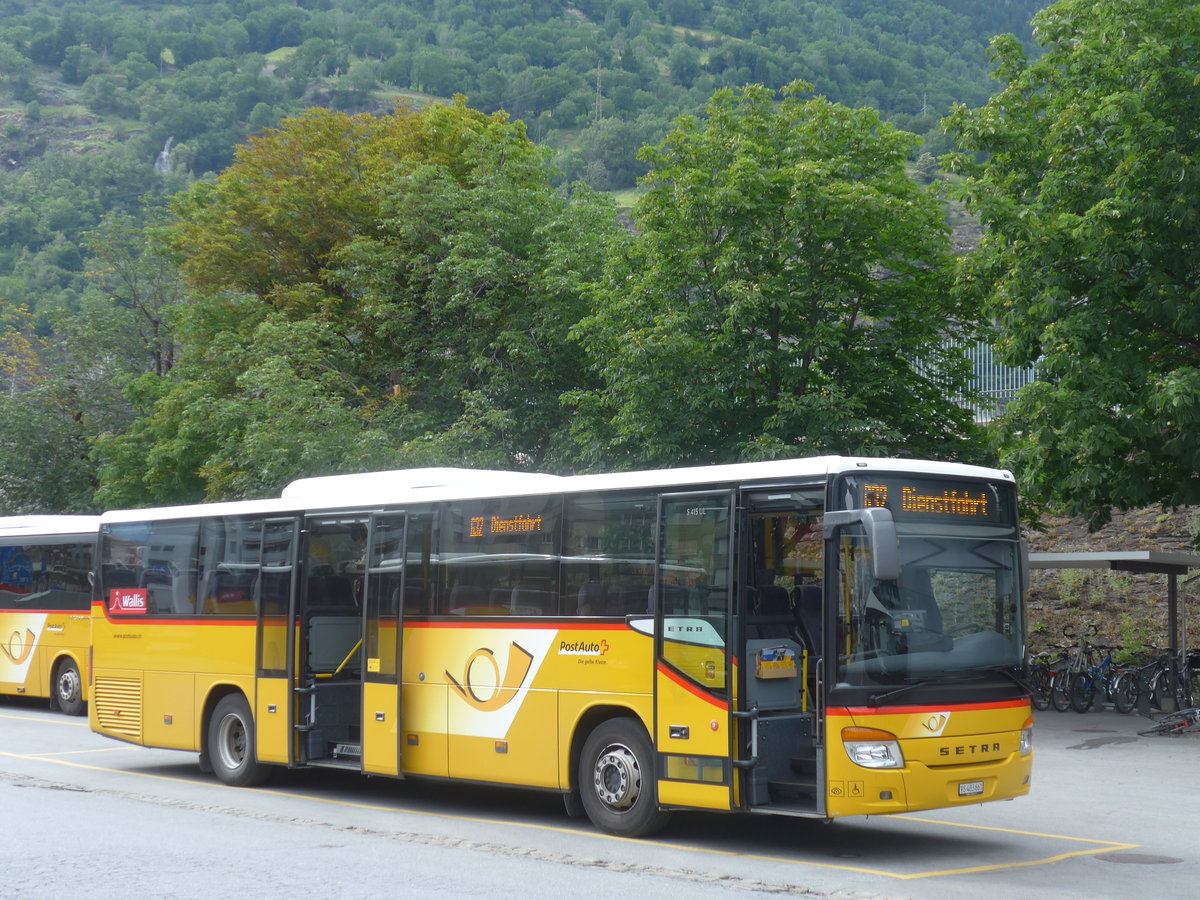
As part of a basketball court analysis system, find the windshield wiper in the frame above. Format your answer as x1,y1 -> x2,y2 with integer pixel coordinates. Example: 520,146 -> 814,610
868,679 -> 938,706
979,664 -> 1035,694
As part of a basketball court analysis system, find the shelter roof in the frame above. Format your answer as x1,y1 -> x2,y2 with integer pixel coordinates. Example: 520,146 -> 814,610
1029,550 -> 1200,576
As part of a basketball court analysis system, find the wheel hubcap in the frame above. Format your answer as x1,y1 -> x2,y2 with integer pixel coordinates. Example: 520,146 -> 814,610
217,714 -> 248,770
593,743 -> 641,810
57,668 -> 80,703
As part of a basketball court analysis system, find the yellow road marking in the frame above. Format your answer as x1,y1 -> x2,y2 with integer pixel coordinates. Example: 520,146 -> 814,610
0,711 -> 88,727
8,747 -> 132,758
4,748 -> 1139,879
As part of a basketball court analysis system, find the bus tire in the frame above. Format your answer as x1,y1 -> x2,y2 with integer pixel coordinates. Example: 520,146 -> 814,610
579,718 -> 670,837
208,694 -> 273,787
54,658 -> 85,716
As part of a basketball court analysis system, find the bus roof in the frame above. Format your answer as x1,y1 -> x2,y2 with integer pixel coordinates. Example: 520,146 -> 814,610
0,515 -> 103,539
96,456 -> 1015,526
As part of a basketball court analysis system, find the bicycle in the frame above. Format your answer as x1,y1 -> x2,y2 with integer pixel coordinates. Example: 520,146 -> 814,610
1156,652 -> 1196,712
1111,649 -> 1197,715
1069,645 -> 1121,713
1049,624 -> 1096,712
1027,648 -> 1064,711
1137,706 -> 1200,736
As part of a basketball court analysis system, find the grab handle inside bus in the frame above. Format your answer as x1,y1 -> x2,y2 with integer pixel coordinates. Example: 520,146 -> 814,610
823,507 -> 899,581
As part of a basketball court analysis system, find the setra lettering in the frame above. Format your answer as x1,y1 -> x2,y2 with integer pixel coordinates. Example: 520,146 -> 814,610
939,742 -> 1002,756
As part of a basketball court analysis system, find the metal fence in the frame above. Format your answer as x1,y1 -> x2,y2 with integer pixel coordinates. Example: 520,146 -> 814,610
957,341 -> 1037,424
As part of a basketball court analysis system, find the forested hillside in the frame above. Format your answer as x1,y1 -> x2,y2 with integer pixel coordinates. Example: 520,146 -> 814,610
1,0 -> 1046,319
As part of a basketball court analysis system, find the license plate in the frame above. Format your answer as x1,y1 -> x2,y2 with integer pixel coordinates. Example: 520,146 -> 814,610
958,781 -> 984,797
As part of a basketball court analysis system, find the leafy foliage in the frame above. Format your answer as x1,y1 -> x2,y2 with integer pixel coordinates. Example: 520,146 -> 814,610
92,102 -> 617,506
569,83 -> 980,469
943,0 -> 1200,527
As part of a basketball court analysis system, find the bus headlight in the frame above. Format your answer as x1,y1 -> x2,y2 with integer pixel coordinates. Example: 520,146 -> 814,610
842,726 -> 904,769
1019,717 -> 1033,756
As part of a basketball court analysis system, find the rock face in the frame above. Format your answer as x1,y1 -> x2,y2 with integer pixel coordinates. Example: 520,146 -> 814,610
1024,507 -> 1199,654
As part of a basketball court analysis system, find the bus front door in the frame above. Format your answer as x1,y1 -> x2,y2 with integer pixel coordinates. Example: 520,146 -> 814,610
361,512 -> 411,777
742,490 -> 825,816
654,491 -> 735,811
254,517 -> 301,767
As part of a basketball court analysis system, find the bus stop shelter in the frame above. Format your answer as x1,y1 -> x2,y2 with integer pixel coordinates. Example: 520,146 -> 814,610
1028,550 -> 1200,654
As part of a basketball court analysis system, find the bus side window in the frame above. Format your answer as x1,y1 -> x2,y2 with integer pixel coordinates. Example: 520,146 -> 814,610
562,492 -> 656,618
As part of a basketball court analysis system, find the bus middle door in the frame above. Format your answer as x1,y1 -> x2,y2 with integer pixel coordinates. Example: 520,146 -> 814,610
254,516 -> 300,767
297,515 -> 369,770
654,491 -> 734,811
361,512 -> 410,778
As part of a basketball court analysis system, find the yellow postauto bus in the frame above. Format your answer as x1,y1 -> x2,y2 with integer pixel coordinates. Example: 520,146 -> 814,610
1,515 -> 100,715
89,457 -> 1032,835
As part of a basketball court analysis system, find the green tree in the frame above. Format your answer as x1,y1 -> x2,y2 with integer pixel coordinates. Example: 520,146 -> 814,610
0,388 -> 97,513
667,43 -> 701,88
0,306 -> 96,513
942,0 -> 1200,528
94,100 -> 616,505
85,212 -> 185,377
569,82 -> 978,470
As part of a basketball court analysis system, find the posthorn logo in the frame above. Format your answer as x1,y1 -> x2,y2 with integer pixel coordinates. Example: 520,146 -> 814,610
1,628 -> 36,665
921,713 -> 950,736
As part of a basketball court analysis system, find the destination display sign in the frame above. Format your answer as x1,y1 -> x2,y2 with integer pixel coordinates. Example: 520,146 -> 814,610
857,477 -> 1002,523
468,514 -> 545,539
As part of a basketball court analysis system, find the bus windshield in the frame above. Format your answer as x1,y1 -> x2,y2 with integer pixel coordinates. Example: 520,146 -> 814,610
832,472 -> 1024,692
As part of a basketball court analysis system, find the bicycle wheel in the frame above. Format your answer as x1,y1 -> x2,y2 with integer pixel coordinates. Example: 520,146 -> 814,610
1069,673 -> 1093,713
1029,661 -> 1052,711
1177,664 -> 1196,709
1050,669 -> 1072,712
1112,671 -> 1137,714
1154,666 -> 1179,713
1138,709 -> 1200,736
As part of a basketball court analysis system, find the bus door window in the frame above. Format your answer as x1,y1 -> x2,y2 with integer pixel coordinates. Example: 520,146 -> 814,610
746,500 -> 824,653
365,512 -> 432,679
304,518 -> 368,678
658,495 -> 729,696
306,520 -> 366,613
258,519 -> 296,677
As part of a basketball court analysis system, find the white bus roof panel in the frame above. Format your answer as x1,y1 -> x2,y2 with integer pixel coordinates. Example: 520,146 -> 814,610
0,515 -> 102,538
98,457 -> 1015,525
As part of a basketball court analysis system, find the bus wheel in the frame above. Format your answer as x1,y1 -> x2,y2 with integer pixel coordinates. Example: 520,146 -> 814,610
208,694 -> 273,787
579,718 -> 670,837
54,658 -> 85,716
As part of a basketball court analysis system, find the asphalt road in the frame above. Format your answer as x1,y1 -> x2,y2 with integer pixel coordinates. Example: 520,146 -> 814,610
1,699 -> 1196,899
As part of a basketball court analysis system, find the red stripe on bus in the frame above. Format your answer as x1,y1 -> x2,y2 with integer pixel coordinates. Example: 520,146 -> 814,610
656,661 -> 729,711
90,607 -> 259,626
405,619 -> 635,631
